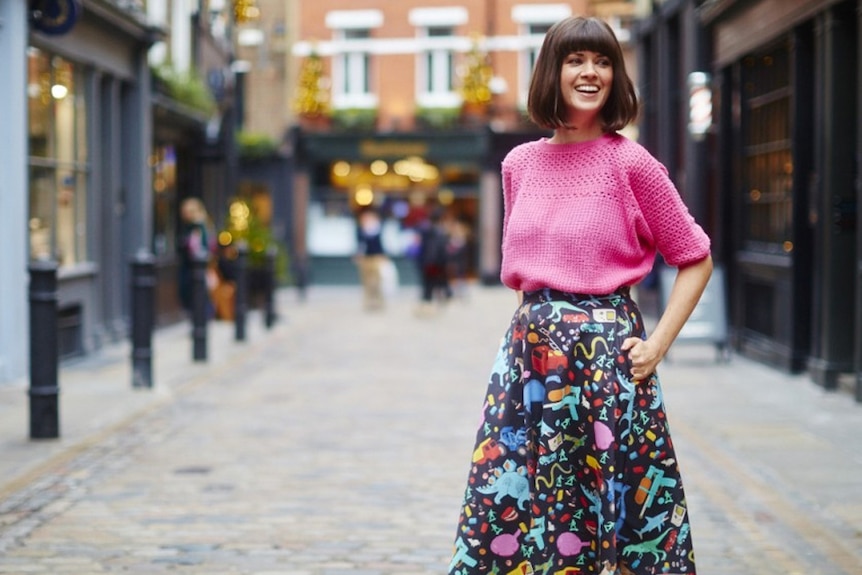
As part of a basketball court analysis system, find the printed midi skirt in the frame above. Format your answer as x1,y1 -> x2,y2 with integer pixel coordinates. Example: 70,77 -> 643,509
449,289 -> 696,575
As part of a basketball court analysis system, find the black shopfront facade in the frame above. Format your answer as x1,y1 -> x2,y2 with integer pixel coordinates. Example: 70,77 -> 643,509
636,0 -> 861,399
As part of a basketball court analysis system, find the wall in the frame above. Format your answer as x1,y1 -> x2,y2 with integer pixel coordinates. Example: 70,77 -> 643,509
0,2 -> 30,383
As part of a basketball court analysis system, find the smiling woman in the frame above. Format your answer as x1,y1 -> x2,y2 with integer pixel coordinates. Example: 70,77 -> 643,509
557,49 -> 614,135
447,16 -> 712,575
527,16 -> 638,137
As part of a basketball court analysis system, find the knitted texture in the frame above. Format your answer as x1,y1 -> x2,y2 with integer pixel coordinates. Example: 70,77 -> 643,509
501,133 -> 710,294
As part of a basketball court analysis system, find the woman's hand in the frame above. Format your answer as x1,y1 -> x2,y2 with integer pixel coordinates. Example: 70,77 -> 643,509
622,255 -> 713,382
621,336 -> 665,382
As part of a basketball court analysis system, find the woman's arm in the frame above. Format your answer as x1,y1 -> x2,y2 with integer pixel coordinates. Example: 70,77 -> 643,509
621,254 -> 713,381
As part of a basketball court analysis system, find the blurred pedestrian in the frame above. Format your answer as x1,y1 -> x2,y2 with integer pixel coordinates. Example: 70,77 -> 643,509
354,207 -> 388,311
416,208 -> 451,315
448,16 -> 712,575
177,197 -> 215,314
446,216 -> 472,300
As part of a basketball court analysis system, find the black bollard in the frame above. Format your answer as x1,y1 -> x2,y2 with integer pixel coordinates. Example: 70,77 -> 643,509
131,250 -> 156,388
28,260 -> 60,439
191,252 -> 209,361
234,241 -> 248,342
264,246 -> 277,329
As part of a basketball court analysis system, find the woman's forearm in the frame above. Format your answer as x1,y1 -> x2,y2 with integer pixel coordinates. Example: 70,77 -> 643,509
650,255 -> 714,356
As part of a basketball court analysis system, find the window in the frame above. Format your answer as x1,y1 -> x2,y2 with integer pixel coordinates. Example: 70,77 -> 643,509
27,48 -> 89,266
410,7 -> 467,109
525,23 -> 552,80
740,41 -> 793,252
512,4 -> 572,106
152,145 -> 177,256
418,26 -> 458,108
327,10 -> 382,110
335,28 -> 372,107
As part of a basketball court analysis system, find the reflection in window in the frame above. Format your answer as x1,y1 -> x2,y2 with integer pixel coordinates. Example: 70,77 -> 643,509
152,145 -> 177,256
741,41 -> 793,252
27,47 -> 88,266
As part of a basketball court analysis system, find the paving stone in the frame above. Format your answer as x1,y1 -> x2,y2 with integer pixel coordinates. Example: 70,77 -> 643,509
0,287 -> 860,574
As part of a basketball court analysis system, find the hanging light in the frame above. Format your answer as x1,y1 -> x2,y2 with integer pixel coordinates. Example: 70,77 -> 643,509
51,83 -> 68,99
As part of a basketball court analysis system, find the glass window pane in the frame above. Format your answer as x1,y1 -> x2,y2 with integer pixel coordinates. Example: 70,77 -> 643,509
27,47 -> 89,266
54,57 -> 76,165
75,67 -> 87,163
153,145 -> 177,256
29,165 -> 55,260
362,53 -> 370,93
55,169 -> 81,266
741,42 -> 792,250
27,48 -> 52,159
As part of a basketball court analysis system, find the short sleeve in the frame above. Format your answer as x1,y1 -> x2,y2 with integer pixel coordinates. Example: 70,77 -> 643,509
628,148 -> 711,267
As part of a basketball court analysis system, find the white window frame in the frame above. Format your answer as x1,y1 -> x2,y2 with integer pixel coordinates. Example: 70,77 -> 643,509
326,10 -> 382,110
409,8 -> 468,109
512,4 -> 572,107
415,26 -> 461,109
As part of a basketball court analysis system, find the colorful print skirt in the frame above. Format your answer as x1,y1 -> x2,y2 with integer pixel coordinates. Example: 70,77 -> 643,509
449,288 -> 696,575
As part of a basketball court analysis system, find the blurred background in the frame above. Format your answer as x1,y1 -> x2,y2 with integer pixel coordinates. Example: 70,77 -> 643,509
1,0 -> 859,400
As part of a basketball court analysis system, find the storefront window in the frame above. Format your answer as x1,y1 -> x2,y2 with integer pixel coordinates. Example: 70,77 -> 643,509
741,41 -> 793,252
307,155 -> 479,260
152,145 -> 177,256
27,47 -> 88,265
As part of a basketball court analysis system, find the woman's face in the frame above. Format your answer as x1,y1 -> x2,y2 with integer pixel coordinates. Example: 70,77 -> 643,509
559,50 -> 613,124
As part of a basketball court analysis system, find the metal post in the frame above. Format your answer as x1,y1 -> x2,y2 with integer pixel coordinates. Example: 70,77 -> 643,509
191,252 -> 208,361
131,250 -> 156,388
234,241 -> 248,342
28,260 -> 59,439
264,246 -> 277,329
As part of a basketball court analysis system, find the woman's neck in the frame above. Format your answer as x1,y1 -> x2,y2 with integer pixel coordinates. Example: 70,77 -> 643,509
549,125 -> 604,144
549,113 -> 604,143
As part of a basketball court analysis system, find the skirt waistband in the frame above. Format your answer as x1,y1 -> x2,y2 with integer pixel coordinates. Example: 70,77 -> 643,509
522,286 -> 631,304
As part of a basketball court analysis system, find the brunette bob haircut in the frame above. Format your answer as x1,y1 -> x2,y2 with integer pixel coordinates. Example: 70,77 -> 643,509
527,17 -> 639,132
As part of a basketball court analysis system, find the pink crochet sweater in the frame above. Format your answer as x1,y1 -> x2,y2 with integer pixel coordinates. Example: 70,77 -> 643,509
501,134 -> 711,294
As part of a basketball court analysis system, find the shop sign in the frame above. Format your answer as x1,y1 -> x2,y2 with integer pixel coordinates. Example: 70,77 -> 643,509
30,0 -> 82,36
687,71 -> 712,141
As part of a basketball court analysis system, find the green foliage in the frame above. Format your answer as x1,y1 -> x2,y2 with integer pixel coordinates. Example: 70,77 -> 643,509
152,64 -> 217,116
293,52 -> 330,118
460,38 -> 493,106
237,131 -> 280,159
415,106 -> 461,129
221,198 -> 290,284
331,107 -> 377,131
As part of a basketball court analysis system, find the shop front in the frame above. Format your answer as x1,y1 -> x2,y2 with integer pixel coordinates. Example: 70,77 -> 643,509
293,129 -> 491,287
150,100 -> 207,325
703,0 -> 858,390
634,0 -> 861,395
27,6 -> 155,357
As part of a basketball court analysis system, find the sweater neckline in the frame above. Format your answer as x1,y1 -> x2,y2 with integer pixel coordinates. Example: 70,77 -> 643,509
538,133 -> 614,151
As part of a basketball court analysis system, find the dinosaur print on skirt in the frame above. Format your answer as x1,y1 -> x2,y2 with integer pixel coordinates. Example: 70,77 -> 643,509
449,288 -> 696,575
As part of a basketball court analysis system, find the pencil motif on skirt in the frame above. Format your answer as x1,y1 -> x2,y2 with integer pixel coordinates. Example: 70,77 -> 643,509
449,288 -> 696,575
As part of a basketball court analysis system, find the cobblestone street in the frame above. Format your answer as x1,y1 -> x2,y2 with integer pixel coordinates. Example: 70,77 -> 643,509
0,286 -> 860,574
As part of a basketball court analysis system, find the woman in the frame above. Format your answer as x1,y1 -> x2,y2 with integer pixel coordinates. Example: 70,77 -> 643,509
448,17 -> 711,575
178,197 -> 214,313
